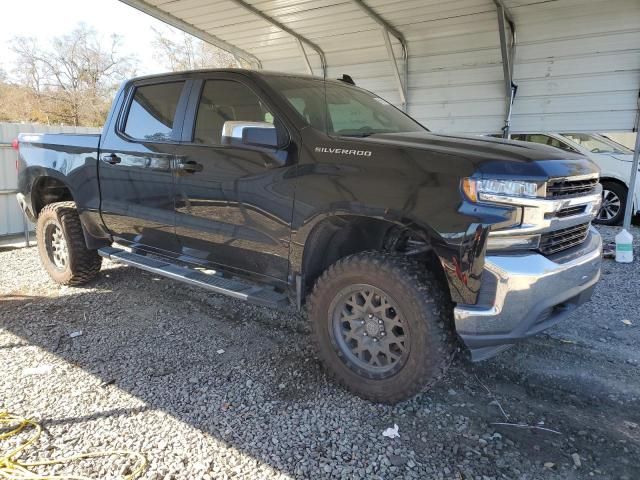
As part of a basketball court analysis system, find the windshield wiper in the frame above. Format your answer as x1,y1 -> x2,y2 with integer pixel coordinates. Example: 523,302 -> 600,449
337,129 -> 394,138
341,132 -> 374,137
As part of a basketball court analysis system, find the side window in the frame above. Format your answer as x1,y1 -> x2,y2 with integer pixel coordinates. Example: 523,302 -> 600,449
524,134 -> 575,152
193,80 -> 275,146
555,141 -> 578,153
124,82 -> 185,141
547,137 -> 567,150
511,134 -> 575,154
524,134 -> 552,145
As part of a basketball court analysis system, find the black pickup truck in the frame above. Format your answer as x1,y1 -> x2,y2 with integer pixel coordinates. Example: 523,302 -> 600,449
16,69 -> 603,403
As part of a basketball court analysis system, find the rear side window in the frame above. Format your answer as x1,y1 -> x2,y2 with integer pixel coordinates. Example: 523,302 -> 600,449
124,82 -> 185,141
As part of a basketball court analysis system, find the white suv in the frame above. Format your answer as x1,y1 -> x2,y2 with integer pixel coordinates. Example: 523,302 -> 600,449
507,133 -> 637,225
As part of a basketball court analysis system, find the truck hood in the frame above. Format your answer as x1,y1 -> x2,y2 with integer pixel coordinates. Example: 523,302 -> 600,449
364,131 -> 599,180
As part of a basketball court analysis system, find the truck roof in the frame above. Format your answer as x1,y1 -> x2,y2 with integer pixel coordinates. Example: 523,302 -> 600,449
126,68 -> 357,88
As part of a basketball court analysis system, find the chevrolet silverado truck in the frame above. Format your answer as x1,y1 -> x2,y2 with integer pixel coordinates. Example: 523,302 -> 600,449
16,69 -> 603,403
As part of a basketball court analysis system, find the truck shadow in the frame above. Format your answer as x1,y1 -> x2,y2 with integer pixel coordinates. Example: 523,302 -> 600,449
1,262 -> 639,479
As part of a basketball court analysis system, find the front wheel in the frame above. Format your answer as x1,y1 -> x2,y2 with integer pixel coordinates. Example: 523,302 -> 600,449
36,201 -> 102,285
308,252 -> 454,403
595,181 -> 627,226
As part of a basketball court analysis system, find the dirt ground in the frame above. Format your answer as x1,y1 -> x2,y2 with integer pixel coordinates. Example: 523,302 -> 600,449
0,225 -> 639,479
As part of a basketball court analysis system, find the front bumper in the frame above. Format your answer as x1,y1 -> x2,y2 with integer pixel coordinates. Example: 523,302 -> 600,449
454,227 -> 602,361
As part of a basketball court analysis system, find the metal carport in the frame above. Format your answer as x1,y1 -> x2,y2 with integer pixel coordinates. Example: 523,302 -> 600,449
120,0 -> 640,226
120,0 -> 639,134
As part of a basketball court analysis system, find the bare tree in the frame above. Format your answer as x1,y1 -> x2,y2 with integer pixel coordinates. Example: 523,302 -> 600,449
10,24 -> 137,126
151,27 -> 245,72
0,83 -> 39,123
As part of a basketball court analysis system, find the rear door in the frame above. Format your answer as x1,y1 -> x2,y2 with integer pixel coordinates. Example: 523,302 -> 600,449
99,79 -> 190,253
173,75 -> 296,281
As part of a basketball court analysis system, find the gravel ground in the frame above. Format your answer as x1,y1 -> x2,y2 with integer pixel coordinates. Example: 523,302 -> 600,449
1,225 -> 639,479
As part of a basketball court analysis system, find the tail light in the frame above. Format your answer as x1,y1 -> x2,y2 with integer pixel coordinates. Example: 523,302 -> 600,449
12,138 -> 19,172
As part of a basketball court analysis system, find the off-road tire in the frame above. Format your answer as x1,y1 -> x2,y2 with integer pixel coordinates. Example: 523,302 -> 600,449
595,181 -> 627,226
308,251 -> 455,404
36,201 -> 102,285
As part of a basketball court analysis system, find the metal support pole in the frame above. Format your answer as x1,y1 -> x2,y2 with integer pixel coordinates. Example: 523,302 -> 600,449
229,0 -> 327,77
622,91 -> 640,230
495,0 -> 517,138
352,0 -> 408,110
23,213 -> 30,247
381,28 -> 407,109
297,39 -> 314,75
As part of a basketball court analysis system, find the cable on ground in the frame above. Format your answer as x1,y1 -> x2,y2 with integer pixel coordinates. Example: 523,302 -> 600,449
0,410 -> 147,479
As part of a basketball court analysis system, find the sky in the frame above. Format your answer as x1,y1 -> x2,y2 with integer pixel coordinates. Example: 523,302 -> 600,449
0,0 -> 185,77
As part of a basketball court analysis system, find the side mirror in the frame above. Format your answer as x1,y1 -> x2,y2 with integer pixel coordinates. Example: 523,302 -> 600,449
221,121 -> 278,149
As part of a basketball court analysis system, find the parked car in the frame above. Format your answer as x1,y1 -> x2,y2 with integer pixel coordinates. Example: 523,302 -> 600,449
15,70 -> 603,403
502,133 -> 637,225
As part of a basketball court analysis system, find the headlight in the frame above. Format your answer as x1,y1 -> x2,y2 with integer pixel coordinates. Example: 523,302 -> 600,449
462,178 -> 539,202
486,234 -> 540,252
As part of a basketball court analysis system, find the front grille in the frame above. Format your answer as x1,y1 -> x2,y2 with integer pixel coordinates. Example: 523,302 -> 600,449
555,205 -> 587,218
546,178 -> 598,198
539,222 -> 590,255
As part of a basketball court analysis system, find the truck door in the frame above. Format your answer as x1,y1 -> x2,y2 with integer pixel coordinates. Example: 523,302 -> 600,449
98,79 -> 190,254
173,76 -> 296,281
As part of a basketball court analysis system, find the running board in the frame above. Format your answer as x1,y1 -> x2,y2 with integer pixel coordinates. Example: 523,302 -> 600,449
98,246 -> 289,309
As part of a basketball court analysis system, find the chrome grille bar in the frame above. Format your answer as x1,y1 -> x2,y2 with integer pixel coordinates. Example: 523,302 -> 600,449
538,222 -> 590,255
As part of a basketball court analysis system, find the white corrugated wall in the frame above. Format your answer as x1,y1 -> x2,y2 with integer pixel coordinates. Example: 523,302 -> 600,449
359,0 -> 640,134
507,0 -> 640,134
132,0 -> 640,134
0,123 -> 100,237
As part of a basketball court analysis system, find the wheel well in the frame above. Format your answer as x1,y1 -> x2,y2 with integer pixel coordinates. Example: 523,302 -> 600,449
600,177 -> 627,191
32,177 -> 74,217
301,216 -> 446,298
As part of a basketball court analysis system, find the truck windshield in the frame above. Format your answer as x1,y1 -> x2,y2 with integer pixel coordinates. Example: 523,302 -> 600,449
265,76 -> 425,137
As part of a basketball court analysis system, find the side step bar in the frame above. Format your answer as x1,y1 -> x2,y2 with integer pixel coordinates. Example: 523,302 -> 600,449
98,246 -> 289,309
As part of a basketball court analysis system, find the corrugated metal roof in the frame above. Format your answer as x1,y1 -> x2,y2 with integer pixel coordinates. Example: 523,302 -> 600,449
120,0 -> 640,134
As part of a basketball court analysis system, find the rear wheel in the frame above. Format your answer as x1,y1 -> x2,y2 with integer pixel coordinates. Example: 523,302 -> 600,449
36,201 -> 102,285
308,252 -> 454,403
595,181 -> 627,226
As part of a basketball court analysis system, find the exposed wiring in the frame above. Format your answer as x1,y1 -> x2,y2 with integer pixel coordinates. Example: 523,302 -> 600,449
0,410 -> 147,480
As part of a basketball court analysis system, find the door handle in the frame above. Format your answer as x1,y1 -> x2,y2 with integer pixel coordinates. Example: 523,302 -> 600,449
102,153 -> 121,165
176,160 -> 203,173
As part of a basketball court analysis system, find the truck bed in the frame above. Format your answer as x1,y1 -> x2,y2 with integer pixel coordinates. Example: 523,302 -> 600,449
18,132 -> 101,156
17,132 -> 102,228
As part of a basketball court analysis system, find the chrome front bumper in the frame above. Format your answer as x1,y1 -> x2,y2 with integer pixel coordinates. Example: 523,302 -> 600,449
454,227 -> 602,361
